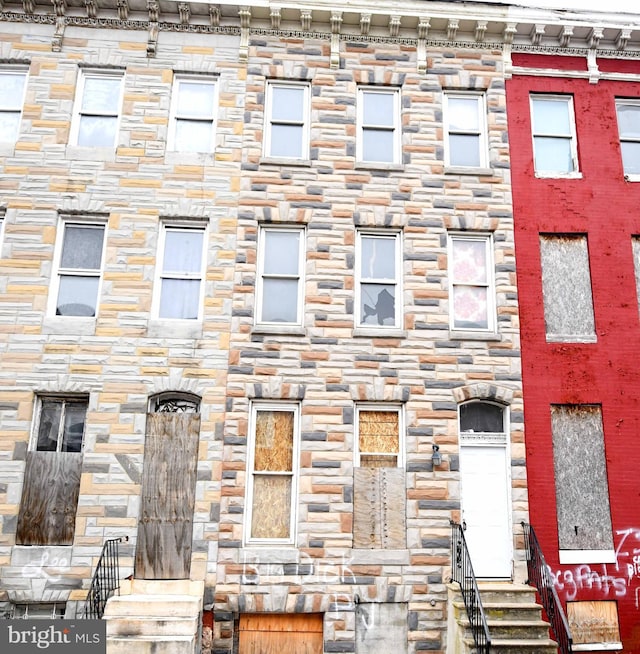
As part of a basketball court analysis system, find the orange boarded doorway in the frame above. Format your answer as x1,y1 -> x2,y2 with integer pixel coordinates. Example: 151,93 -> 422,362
238,613 -> 323,654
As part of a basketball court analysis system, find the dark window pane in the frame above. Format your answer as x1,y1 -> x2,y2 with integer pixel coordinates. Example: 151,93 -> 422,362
460,402 -> 503,433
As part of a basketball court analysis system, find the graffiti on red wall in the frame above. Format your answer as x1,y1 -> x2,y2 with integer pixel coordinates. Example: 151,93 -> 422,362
551,528 -> 640,608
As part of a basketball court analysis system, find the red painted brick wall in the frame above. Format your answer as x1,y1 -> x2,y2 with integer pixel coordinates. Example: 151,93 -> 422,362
507,56 -> 640,650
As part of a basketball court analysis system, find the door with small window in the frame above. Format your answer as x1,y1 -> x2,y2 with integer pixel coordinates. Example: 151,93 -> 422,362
16,397 -> 88,545
135,394 -> 201,579
458,401 -> 513,578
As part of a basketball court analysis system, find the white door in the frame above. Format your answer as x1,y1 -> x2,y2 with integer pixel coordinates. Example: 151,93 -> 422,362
459,441 -> 513,578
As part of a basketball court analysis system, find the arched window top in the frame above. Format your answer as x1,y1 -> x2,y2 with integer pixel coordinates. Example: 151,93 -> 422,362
459,401 -> 504,433
150,392 -> 200,414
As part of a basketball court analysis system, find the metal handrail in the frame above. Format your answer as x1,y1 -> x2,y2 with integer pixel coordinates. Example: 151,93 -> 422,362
450,520 -> 491,654
521,522 -> 573,654
84,536 -> 128,619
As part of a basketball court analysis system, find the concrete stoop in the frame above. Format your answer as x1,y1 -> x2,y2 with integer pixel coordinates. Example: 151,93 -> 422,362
448,582 -> 559,654
104,579 -> 204,654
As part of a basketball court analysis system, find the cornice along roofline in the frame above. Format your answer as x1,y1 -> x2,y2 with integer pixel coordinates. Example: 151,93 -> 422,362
1,0 -> 639,62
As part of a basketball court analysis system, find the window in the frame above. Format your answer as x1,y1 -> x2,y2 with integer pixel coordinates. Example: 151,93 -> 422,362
153,224 -> 206,320
264,81 -> 310,159
530,94 -> 579,175
70,69 -> 123,147
356,231 -> 401,329
0,68 -> 27,142
567,601 -> 621,650
256,226 -> 304,326
444,92 -> 487,168
168,75 -> 217,153
448,233 -> 495,332
10,604 -> 66,620
16,396 -> 87,545
35,396 -> 88,453
246,403 -> 299,544
552,405 -> 614,561
355,406 -> 403,468
51,221 -> 106,317
632,236 -> 640,317
353,405 -> 405,549
357,87 -> 401,164
540,234 -> 595,341
615,99 -> 640,178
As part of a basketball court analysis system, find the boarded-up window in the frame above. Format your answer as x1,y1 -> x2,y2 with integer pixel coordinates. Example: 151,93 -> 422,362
551,405 -> 613,551
356,603 -> 408,653
357,409 -> 401,468
632,237 -> 640,317
540,234 -> 595,341
353,406 -> 405,549
567,601 -> 621,646
135,412 -> 200,579
239,613 -> 323,654
16,397 -> 87,545
247,404 -> 298,544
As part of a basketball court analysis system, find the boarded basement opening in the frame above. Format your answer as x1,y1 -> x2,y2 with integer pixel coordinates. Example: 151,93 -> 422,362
238,613 -> 323,654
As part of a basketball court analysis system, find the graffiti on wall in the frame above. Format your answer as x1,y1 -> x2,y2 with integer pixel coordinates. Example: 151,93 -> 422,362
552,527 -> 640,608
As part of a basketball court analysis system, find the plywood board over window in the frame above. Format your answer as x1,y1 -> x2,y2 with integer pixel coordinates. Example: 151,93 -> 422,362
135,412 -> 200,579
567,601 -> 621,648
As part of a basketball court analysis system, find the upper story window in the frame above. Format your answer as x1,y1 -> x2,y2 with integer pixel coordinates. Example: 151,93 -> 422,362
0,68 -> 27,142
357,87 -> 401,164
168,75 -> 217,153
356,231 -> 402,329
256,226 -> 305,327
245,402 -> 299,545
615,99 -> 640,179
34,396 -> 88,453
70,69 -> 124,147
50,220 -> 106,317
530,94 -> 579,176
443,92 -> 487,168
448,233 -> 496,332
153,223 -> 207,320
264,81 -> 310,160
540,233 -> 595,342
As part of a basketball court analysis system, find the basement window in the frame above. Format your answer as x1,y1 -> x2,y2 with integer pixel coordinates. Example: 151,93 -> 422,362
567,601 -> 622,651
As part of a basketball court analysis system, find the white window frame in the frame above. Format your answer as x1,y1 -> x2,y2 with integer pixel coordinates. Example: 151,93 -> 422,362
355,230 -> 402,330
151,222 -> 208,321
0,67 -> 28,142
443,91 -> 488,169
48,218 -> 107,319
354,403 -> 405,469
245,401 -> 300,546
615,98 -> 640,181
255,225 -> 305,328
448,232 -> 496,333
31,395 -> 89,454
167,74 -> 218,153
263,80 -> 310,160
69,68 -> 124,148
530,94 -> 580,178
357,86 -> 401,165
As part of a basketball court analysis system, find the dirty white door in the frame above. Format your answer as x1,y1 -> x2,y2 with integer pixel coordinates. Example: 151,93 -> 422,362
459,439 -> 513,578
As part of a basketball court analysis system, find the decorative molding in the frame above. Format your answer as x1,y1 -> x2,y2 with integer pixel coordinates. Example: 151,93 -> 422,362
178,2 -> 189,25
209,4 -> 220,27
617,28 -> 631,51
330,10 -> 341,69
560,25 -> 573,48
22,0 -> 34,13
84,0 -> 97,19
238,5 -> 250,62
417,17 -> 429,74
360,12 -> 370,36
116,0 -> 127,21
530,23 -> 545,46
389,15 -> 401,38
270,5 -> 280,30
475,20 -> 487,43
300,8 -> 311,31
589,27 -> 603,49
447,18 -> 458,41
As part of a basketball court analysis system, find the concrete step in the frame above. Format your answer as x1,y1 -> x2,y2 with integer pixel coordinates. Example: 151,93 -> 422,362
465,637 -> 559,653
475,582 -> 539,604
453,600 -> 544,622
104,594 -> 201,618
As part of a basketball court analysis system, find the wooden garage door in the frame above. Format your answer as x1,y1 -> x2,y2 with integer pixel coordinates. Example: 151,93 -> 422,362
239,614 -> 323,654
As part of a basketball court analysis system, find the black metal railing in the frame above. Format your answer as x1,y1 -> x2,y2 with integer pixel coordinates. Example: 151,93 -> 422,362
522,522 -> 572,654
450,521 -> 491,654
84,536 -> 128,619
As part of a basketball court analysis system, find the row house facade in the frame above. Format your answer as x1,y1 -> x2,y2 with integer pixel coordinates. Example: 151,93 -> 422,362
0,0 -> 638,652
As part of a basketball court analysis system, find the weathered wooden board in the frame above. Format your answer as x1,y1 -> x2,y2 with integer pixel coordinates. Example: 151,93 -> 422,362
568,600 -> 621,645
353,467 -> 405,549
16,451 -> 82,545
239,614 -> 323,654
135,412 -> 200,579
